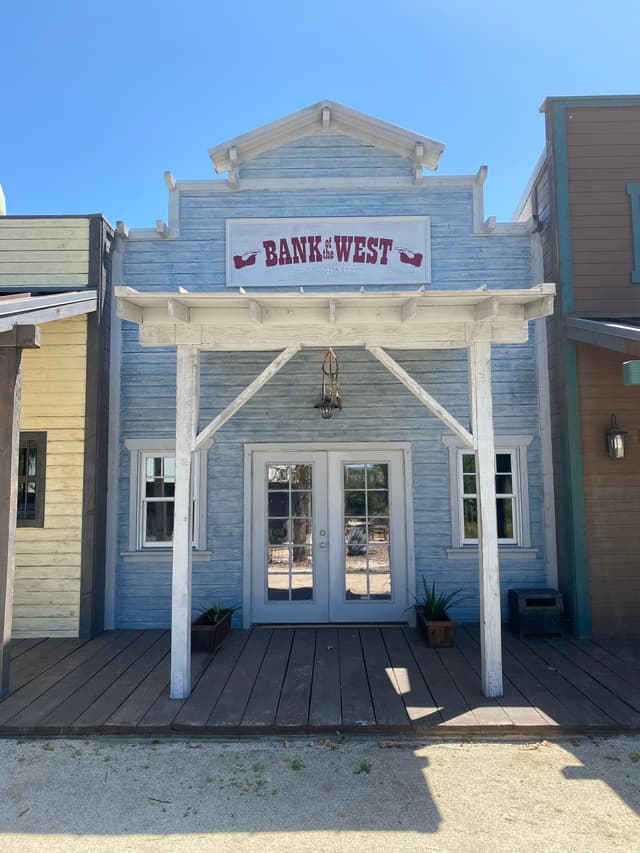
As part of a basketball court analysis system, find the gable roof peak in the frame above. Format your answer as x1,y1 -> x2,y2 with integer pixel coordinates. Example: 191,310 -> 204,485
208,100 -> 445,175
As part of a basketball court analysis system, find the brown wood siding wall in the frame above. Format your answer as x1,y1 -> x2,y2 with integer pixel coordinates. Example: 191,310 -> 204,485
577,343 -> 640,638
566,106 -> 640,314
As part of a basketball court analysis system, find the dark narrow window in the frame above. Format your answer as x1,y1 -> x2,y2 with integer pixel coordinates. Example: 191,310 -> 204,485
17,432 -> 47,527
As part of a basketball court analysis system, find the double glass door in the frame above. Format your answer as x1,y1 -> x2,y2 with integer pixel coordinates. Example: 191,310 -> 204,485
250,448 -> 408,623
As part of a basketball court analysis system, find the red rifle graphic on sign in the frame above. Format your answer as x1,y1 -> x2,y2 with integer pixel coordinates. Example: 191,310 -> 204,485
233,250 -> 260,269
395,247 -> 423,268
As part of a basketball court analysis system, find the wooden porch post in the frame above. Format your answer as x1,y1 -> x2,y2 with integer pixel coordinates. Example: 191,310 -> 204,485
468,340 -> 503,697
0,325 -> 40,698
170,345 -> 199,699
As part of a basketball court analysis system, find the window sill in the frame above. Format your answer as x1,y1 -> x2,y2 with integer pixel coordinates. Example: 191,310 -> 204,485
121,551 -> 213,563
446,548 -> 538,561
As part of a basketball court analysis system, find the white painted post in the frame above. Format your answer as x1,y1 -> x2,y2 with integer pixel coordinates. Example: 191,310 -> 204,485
170,345 -> 199,699
468,341 -> 503,697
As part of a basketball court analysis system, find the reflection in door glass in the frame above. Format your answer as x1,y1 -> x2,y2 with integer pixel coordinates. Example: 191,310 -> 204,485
267,464 -> 313,601
343,463 -> 391,600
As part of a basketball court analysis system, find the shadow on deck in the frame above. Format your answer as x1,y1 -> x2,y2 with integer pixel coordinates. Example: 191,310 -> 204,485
1,625 -> 639,737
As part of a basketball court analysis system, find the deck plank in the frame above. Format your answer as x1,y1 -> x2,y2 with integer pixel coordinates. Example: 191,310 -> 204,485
569,637 -> 640,686
309,627 -> 341,729
545,638 -> 640,716
381,627 -> 442,727
503,633 -> 613,726
275,629 -> 316,730
242,629 -> 293,728
12,632 -> 142,728
360,628 -> 409,728
527,638 -> 640,726
404,628 -> 476,726
73,632 -> 171,728
8,638 -> 88,693
103,650 -> 171,730
173,630 -> 250,730
434,644 -> 512,727
207,629 -> 273,729
0,633 -> 124,726
45,631 -> 166,729
338,628 -> 375,729
140,650 -> 215,729
9,639 -> 44,660
465,625 -> 570,726
455,627 -> 552,727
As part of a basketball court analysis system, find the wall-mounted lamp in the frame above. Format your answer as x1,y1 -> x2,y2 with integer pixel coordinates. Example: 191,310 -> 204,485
606,414 -> 626,460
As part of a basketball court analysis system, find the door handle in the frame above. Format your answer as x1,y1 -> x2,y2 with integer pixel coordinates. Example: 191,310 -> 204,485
318,542 -> 327,549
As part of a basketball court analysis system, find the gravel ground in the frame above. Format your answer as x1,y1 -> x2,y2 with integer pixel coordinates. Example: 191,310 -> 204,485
0,734 -> 638,852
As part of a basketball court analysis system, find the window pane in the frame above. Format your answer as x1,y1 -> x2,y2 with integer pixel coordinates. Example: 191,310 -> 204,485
462,453 -> 476,474
463,474 -> 476,494
146,501 -> 174,542
268,518 -> 289,545
268,546 -> 289,571
268,465 -> 290,488
463,497 -> 478,539
344,491 -> 366,516
268,491 -> 289,517
290,464 -> 312,490
367,490 -> 389,516
367,544 -> 390,571
18,447 -> 27,477
368,518 -> 389,543
368,572 -> 391,599
345,573 -> 368,600
145,456 -> 175,497
495,474 -> 513,494
366,464 -> 388,489
292,546 -> 313,572
27,446 -> 37,476
344,464 -> 365,489
291,518 -> 312,545
497,498 -> 514,539
345,520 -> 367,554
291,575 -> 313,600
291,491 -> 311,518
496,453 -> 512,473
267,574 -> 289,600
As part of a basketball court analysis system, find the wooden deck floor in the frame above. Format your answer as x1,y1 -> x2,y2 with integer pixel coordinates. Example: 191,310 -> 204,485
1,626 -> 640,736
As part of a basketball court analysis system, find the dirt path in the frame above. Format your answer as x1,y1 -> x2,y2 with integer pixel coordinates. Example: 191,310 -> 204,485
0,735 -> 638,851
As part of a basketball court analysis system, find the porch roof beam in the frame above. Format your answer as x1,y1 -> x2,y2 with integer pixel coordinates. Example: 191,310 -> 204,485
194,345 -> 301,451
114,286 -> 556,351
366,344 -> 474,447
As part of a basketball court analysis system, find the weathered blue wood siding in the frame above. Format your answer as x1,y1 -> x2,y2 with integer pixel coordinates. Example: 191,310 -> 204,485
115,132 -> 546,627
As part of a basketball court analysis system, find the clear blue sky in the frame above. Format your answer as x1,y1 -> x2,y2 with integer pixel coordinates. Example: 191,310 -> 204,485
2,0 -> 639,227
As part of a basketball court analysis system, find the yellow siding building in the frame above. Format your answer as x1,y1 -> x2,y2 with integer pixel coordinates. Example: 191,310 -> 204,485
14,316 -> 88,636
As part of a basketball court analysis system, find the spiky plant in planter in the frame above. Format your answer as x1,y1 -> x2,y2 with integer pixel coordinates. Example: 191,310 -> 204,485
191,603 -> 238,653
414,579 -> 467,648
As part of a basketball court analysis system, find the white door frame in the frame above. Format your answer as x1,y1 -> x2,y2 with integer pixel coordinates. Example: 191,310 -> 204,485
243,442 -> 415,628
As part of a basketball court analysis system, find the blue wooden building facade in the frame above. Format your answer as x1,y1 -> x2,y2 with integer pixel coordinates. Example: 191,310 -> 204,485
108,102 -> 555,697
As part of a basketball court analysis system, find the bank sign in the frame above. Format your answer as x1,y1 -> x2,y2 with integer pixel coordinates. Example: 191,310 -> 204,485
225,216 -> 431,287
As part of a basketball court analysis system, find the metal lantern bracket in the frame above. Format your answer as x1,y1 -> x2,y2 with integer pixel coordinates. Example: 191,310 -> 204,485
315,347 -> 342,418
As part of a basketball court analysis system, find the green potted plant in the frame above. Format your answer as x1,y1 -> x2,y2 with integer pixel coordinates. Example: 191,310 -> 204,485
413,579 -> 467,648
191,602 -> 237,653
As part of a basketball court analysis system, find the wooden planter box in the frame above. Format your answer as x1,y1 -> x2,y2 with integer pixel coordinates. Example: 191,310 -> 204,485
418,614 -> 455,648
191,610 -> 233,653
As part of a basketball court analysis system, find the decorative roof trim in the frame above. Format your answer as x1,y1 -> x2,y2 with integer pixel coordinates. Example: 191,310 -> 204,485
208,100 -> 445,175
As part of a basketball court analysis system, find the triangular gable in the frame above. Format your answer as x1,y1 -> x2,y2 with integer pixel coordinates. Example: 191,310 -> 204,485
208,100 -> 445,175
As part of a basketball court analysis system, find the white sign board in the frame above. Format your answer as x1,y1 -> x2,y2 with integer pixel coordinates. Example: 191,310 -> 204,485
226,216 -> 431,287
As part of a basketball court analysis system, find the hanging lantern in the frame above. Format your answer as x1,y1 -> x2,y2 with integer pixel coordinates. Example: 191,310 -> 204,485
606,414 -> 626,460
315,347 -> 342,418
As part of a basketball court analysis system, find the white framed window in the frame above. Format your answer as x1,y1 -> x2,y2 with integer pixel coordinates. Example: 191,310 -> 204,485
443,434 -> 533,554
125,439 -> 208,551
